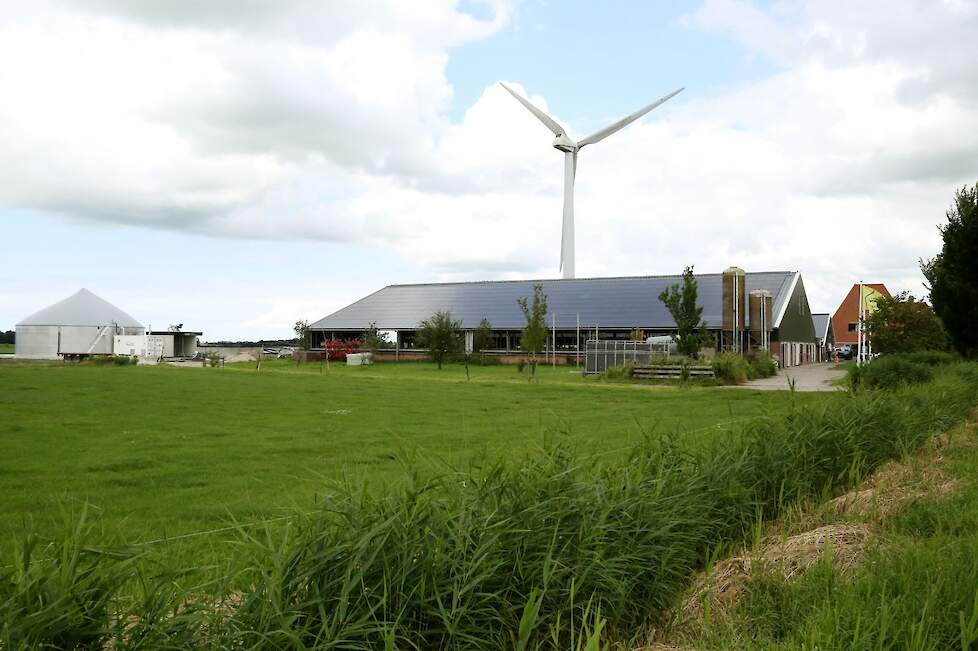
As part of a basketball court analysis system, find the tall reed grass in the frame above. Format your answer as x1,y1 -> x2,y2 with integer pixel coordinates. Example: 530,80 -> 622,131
4,364 -> 978,650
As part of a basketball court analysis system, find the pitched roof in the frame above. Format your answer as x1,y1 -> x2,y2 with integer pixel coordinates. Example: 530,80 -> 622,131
17,289 -> 143,328
811,313 -> 831,339
310,272 -> 798,331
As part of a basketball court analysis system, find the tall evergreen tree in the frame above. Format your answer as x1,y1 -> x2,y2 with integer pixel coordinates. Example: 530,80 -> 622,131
922,183 -> 978,357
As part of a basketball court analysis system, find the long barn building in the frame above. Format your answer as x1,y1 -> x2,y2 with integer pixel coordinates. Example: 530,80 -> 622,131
310,268 -> 819,367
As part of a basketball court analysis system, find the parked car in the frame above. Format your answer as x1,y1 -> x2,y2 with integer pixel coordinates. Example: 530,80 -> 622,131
835,344 -> 853,360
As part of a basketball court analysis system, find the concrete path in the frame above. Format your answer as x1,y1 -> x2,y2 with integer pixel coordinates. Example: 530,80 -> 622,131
730,362 -> 846,392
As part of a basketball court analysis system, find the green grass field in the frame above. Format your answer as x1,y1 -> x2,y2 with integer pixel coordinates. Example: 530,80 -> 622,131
0,359 -> 824,555
0,343 -> 14,354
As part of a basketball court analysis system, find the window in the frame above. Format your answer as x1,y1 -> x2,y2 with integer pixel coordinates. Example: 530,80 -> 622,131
848,322 -> 857,332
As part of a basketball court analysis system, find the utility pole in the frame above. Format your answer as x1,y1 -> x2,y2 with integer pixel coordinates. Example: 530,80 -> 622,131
857,281 -> 864,366
576,312 -> 580,368
552,313 -> 557,368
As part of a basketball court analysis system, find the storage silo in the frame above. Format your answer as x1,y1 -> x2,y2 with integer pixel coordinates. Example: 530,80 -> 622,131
748,289 -> 774,351
722,266 -> 747,352
15,289 -> 143,359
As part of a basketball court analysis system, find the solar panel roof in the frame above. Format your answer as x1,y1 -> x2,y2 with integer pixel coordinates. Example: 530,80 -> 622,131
310,272 -> 798,331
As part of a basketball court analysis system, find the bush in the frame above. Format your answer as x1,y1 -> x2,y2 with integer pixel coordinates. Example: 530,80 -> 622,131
853,355 -> 934,391
746,350 -> 777,379
602,363 -> 634,380
712,352 -> 750,385
89,355 -> 137,366
900,350 -> 958,366
325,338 -> 361,361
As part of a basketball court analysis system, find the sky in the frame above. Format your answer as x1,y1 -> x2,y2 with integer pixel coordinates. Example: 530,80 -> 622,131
2,0 -> 976,340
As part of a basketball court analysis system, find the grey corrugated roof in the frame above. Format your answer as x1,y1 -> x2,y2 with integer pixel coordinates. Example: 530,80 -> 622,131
17,288 -> 143,328
310,272 -> 797,331
811,313 -> 831,339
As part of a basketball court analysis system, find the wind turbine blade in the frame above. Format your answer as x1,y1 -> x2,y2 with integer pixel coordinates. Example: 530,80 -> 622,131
499,82 -> 566,137
577,87 -> 684,147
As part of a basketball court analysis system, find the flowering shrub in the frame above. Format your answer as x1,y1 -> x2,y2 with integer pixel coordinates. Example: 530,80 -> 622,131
326,339 -> 361,361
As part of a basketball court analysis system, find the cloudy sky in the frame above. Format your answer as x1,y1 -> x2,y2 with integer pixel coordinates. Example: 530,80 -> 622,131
2,0 -> 976,339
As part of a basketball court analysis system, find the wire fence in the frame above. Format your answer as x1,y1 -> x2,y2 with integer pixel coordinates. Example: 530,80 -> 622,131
584,339 -> 672,374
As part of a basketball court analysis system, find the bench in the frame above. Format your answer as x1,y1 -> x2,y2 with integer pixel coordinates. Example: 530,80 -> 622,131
632,364 -> 715,379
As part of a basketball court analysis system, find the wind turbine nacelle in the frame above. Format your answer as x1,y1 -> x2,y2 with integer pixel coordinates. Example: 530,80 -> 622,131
552,133 -> 577,152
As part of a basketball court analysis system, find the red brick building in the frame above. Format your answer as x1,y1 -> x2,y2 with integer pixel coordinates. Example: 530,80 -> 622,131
831,283 -> 891,348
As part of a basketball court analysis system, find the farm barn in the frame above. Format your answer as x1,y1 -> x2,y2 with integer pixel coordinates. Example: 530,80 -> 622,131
310,268 -> 819,367
14,288 -> 199,360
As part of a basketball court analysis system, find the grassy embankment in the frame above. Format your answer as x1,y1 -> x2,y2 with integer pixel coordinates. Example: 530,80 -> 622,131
661,404 -> 978,650
0,360 -> 816,557
2,360 -> 976,649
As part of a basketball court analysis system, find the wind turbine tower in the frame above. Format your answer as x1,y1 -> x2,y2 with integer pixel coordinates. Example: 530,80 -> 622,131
501,83 -> 683,279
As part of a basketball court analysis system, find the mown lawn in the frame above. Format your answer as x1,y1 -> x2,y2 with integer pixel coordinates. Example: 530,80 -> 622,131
0,343 -> 14,354
0,360 -> 825,556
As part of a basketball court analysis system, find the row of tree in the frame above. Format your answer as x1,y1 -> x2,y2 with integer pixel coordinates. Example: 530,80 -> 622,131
417,284 -> 549,374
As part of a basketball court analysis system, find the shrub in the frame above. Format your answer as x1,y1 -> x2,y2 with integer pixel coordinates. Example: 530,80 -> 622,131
325,338 -> 361,361
602,363 -> 634,380
900,350 -> 958,366
854,355 -> 934,390
89,355 -> 137,366
712,352 -> 749,385
746,350 -> 777,379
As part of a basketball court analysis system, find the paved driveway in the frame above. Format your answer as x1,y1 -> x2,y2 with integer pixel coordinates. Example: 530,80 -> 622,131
730,362 -> 846,392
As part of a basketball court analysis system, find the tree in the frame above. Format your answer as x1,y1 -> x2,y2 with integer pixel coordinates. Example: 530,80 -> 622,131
362,321 -> 388,356
518,284 -> 548,378
293,320 -> 311,350
864,292 -> 949,354
473,318 -> 493,364
658,266 -> 708,358
922,182 -> 978,357
416,311 -> 463,370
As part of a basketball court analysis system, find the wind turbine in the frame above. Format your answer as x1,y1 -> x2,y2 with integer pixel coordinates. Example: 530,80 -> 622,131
500,82 -> 683,279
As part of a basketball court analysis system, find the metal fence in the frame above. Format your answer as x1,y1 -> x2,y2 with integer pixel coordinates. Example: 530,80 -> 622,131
584,339 -> 672,374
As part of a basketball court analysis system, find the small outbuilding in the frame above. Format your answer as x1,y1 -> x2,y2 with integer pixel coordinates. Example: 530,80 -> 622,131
810,313 -> 835,362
